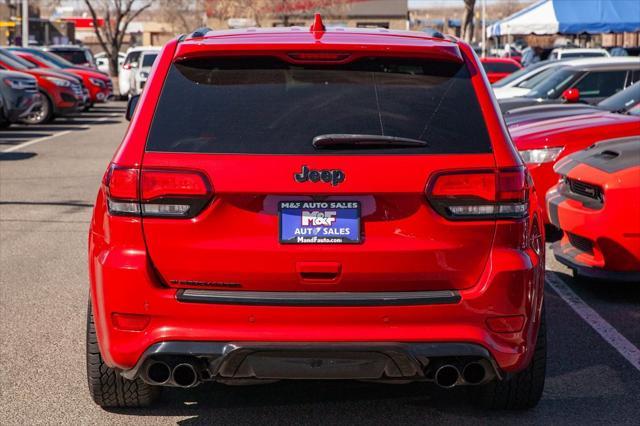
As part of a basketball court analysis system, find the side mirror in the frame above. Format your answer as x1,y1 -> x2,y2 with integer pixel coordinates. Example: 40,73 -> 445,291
125,94 -> 140,121
562,88 -> 580,103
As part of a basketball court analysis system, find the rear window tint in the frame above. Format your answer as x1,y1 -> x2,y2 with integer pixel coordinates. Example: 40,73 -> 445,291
146,56 -> 492,154
51,49 -> 89,64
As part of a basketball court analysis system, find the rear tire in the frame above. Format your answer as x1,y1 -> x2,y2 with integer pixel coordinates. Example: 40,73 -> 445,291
86,300 -> 159,407
474,306 -> 547,410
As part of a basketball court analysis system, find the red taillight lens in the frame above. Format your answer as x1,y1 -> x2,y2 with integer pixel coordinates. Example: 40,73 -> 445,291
104,165 -> 213,218
429,172 -> 496,201
107,167 -> 138,199
427,168 -> 528,220
140,170 -> 209,200
498,169 -> 527,202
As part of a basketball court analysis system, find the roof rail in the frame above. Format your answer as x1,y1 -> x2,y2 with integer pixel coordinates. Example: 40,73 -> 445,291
422,28 -> 445,39
190,27 -> 212,38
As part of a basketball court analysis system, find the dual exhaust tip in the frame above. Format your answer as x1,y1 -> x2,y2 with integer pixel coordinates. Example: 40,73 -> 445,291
145,361 -> 199,388
144,359 -> 488,388
434,361 -> 487,388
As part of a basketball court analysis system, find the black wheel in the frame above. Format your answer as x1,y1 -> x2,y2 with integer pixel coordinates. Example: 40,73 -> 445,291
86,300 -> 159,407
21,93 -> 53,125
474,306 -> 546,410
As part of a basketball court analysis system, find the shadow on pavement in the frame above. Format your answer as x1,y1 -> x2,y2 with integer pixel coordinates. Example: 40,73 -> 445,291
0,132 -> 51,138
0,200 -> 93,208
60,119 -> 121,126
553,271 -> 640,304
0,152 -> 37,161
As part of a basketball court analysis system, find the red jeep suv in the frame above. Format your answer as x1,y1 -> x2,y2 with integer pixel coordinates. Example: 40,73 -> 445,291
87,18 -> 546,410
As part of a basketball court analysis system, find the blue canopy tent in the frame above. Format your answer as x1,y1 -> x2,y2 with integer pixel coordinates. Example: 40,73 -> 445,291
488,0 -> 640,37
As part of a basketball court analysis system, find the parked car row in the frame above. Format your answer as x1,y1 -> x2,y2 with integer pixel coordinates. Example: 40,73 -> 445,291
0,47 -> 113,127
492,56 -> 640,282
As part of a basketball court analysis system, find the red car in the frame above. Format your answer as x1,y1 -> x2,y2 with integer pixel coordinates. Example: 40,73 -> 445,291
547,136 -> 640,282
87,17 -> 546,410
10,48 -> 113,106
480,58 -> 522,83
0,48 -> 83,123
509,111 -> 640,224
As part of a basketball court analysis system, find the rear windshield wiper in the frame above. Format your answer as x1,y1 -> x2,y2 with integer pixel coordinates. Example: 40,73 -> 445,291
312,134 -> 428,150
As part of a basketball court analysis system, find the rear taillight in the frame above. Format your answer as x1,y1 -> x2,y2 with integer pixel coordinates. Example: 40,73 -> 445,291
105,165 -> 213,218
426,168 -> 528,220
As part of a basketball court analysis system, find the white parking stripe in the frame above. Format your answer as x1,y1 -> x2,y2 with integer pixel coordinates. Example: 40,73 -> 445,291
1,114 -> 119,153
2,130 -> 72,153
546,272 -> 640,371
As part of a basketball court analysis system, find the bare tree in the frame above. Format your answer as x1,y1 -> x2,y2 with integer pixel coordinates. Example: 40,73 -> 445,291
461,0 -> 476,42
84,0 -> 153,77
162,0 -> 355,32
157,0 -> 207,34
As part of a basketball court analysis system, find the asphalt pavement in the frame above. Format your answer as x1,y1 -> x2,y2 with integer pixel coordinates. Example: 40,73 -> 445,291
1,102 -> 639,425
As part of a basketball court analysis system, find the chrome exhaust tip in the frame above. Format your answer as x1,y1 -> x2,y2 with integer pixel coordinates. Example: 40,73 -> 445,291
145,361 -> 171,385
462,361 -> 487,385
172,363 -> 199,388
434,364 -> 460,388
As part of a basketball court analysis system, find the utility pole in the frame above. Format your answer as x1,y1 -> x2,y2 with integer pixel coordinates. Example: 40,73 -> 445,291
481,0 -> 486,58
21,0 -> 29,47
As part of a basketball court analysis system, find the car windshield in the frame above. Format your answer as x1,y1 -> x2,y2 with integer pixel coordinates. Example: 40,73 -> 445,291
524,68 -> 579,98
0,49 -> 34,69
147,56 -> 492,155
29,54 -> 61,69
516,66 -> 560,89
38,50 -> 76,67
598,81 -> 640,112
141,53 -> 158,67
492,61 -> 549,88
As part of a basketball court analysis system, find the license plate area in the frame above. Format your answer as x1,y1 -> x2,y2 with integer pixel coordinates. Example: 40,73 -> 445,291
279,201 -> 361,244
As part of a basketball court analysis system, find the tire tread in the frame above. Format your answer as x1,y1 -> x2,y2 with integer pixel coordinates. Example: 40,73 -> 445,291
86,301 -> 159,407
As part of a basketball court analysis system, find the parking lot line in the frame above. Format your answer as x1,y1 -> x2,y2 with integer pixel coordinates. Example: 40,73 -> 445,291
546,272 -> 640,371
2,130 -> 72,153
1,114 -> 120,153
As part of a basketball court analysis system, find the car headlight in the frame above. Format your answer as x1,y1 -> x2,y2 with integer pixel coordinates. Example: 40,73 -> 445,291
44,76 -> 71,87
3,78 -> 33,90
89,77 -> 106,88
139,71 -> 149,79
518,147 -> 564,164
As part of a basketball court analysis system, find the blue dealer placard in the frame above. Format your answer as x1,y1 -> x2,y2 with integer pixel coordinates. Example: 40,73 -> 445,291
279,201 -> 361,244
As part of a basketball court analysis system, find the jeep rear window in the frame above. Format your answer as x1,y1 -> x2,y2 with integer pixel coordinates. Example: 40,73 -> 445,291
146,57 -> 492,154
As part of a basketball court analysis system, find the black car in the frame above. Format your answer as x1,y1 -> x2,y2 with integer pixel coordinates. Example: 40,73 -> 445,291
504,81 -> 640,126
498,58 -> 640,113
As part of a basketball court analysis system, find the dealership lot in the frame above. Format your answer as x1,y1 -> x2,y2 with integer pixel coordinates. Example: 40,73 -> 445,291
0,103 -> 639,424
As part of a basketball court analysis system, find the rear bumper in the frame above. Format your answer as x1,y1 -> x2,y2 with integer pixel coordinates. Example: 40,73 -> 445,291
89,227 -> 545,376
121,341 -> 500,385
